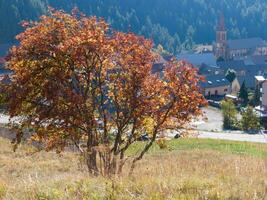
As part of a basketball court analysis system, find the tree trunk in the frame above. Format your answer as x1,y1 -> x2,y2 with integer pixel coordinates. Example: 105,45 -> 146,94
86,128 -> 99,175
86,149 -> 99,175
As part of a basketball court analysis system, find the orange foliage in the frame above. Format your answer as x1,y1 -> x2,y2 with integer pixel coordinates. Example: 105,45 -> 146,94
6,8 -> 206,176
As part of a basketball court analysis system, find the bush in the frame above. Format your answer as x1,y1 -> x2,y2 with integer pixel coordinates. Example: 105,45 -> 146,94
221,100 -> 238,130
241,107 -> 261,132
156,138 -> 168,149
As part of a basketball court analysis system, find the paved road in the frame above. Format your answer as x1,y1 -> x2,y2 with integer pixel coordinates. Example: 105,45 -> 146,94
191,106 -> 223,131
189,107 -> 267,144
1,111 -> 267,144
197,131 -> 267,144
166,129 -> 267,144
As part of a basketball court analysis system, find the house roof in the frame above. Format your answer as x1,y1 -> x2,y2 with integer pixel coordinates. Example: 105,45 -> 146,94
201,75 -> 230,88
199,63 -> 221,75
227,37 -> 267,50
251,55 -> 267,65
218,60 -> 267,72
217,60 -> 246,70
176,53 -> 217,67
255,75 -> 266,82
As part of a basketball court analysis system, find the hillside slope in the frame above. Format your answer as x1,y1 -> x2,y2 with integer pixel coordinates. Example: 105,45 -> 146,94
0,136 -> 266,199
1,0 -> 267,53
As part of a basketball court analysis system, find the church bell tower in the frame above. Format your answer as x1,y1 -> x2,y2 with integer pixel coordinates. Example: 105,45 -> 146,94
214,13 -> 227,60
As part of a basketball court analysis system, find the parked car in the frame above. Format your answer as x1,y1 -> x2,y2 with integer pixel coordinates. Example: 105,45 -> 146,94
207,100 -> 221,108
137,133 -> 150,141
174,133 -> 181,139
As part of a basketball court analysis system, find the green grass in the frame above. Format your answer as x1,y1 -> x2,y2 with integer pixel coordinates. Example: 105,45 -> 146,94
127,138 -> 267,159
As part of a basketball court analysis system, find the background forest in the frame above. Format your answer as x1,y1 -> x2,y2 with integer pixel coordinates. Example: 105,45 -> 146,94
1,0 -> 267,54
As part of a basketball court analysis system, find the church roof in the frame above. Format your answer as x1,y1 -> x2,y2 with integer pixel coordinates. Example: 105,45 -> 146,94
176,53 -> 217,67
227,37 -> 267,50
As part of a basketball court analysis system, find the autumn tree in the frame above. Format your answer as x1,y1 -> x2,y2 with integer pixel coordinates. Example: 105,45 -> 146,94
6,8 -> 206,176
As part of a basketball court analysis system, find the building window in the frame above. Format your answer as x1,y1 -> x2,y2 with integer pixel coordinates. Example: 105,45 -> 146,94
224,88 -> 228,92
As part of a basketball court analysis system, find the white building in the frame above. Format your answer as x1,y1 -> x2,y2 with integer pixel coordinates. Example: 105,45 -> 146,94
255,76 -> 267,117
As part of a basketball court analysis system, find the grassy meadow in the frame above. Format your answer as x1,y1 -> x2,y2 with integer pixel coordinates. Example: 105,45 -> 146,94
0,137 -> 266,200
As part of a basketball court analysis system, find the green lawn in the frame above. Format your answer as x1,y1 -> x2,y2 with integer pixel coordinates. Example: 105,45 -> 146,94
127,138 -> 267,159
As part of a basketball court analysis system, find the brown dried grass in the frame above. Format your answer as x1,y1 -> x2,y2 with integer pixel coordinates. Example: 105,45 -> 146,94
0,137 -> 266,200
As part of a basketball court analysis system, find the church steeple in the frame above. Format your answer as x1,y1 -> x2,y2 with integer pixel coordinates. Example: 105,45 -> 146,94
217,13 -> 226,31
216,13 -> 227,43
214,13 -> 227,59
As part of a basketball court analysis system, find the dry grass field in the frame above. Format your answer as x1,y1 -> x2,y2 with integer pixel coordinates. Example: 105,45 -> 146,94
0,137 -> 266,200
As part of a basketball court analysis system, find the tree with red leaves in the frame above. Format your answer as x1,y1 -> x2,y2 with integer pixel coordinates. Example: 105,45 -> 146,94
6,8 -> 206,176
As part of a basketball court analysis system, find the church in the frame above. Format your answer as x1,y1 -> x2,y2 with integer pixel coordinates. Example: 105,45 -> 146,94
213,14 -> 267,60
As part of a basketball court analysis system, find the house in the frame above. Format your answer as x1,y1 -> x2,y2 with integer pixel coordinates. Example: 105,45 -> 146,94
200,75 -> 231,97
254,76 -> 267,117
230,78 -> 240,95
193,45 -> 213,54
213,14 -> 267,60
227,38 -> 267,60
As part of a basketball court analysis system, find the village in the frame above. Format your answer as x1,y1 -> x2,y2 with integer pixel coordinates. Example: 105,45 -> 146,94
176,14 -> 267,116
151,14 -> 267,138
1,15 -> 267,137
